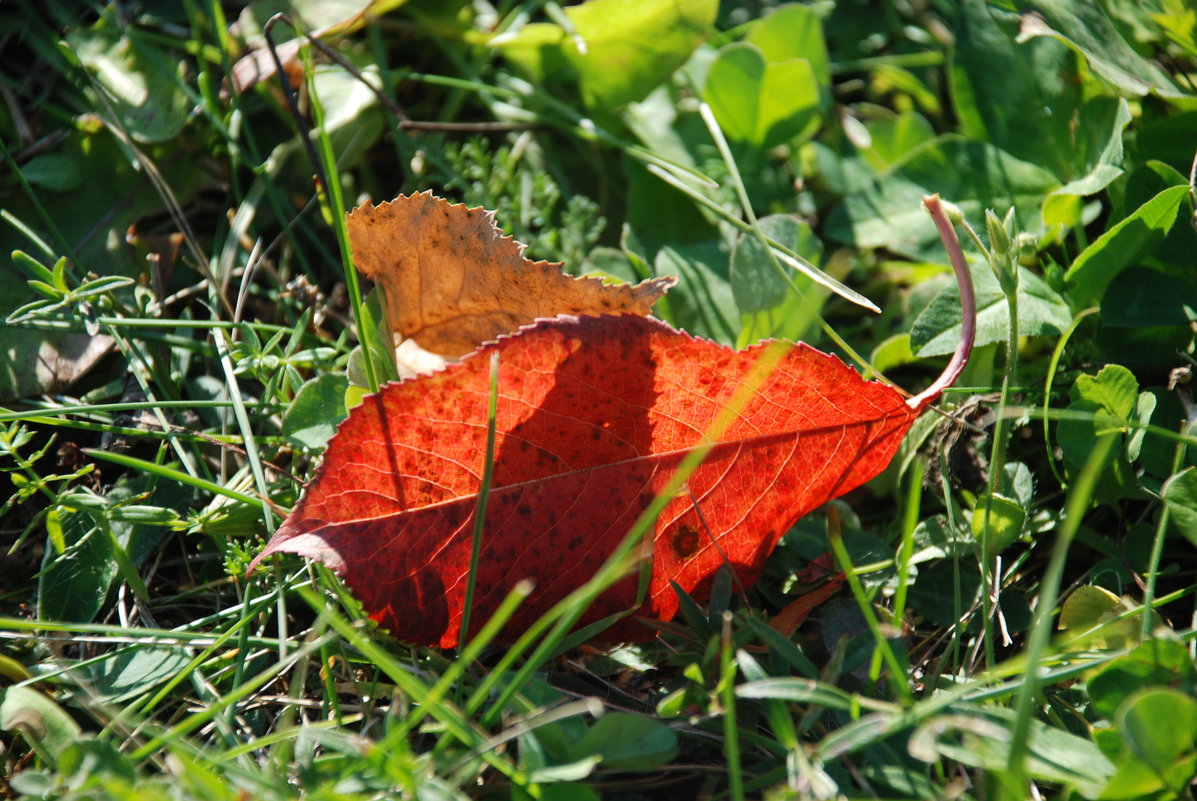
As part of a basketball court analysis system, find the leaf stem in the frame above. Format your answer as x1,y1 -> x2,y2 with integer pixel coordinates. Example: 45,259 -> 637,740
459,352 -> 501,657
909,196 -> 975,410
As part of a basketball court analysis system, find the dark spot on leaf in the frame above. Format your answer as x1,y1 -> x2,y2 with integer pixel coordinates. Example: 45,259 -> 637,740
671,525 -> 699,559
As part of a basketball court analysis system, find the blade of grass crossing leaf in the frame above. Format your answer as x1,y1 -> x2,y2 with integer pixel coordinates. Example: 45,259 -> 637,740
459,352 -> 501,663
1,208 -> 57,260
381,579 -> 533,753
473,340 -> 796,727
1042,308 -> 1100,488
0,139 -> 81,265
403,71 -> 720,189
1006,433 -> 1117,790
699,100 -> 895,387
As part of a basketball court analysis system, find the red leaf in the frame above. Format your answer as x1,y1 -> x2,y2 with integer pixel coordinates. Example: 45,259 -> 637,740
254,315 -> 931,647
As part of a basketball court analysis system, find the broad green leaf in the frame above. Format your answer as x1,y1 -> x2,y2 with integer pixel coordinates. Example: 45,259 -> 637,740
744,3 -> 829,84
858,110 -> 936,173
18,153 -> 87,192
57,739 -> 136,788
493,0 -> 717,110
284,373 -> 350,451
704,43 -> 821,149
568,713 -> 678,772
1073,364 -> 1138,421
1088,639 -> 1197,721
37,508 -> 114,623
85,648 -> 192,704
1101,266 -> 1197,327
1048,98 -> 1131,198
0,686 -> 83,767
1058,584 -> 1119,629
910,264 -> 1071,357
729,215 -> 821,314
38,478 -> 173,623
1011,0 -> 1189,97
1163,467 -> 1197,550
1118,689 -> 1197,773
655,242 -> 738,344
68,20 -> 191,143
972,493 -> 1025,555
869,333 -> 917,374
825,136 -> 1058,259
1065,185 -> 1189,303
950,0 -> 1081,174
539,781 -> 602,801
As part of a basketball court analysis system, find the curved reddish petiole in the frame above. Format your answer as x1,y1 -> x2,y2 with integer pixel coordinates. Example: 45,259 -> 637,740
907,194 -> 977,410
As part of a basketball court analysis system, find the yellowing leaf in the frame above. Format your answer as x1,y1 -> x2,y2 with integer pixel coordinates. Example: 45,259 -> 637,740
347,192 -> 676,358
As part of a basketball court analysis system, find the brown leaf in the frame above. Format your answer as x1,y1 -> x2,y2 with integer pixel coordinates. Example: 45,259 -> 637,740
347,192 -> 676,358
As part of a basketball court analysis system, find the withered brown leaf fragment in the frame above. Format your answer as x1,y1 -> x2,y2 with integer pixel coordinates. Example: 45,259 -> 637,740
347,191 -> 676,358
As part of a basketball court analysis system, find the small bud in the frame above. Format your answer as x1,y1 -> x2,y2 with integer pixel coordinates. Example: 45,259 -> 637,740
939,200 -> 965,224
985,209 -> 1012,258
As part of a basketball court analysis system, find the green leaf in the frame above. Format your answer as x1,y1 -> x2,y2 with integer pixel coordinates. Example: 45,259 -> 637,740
910,263 -> 1071,357
1048,98 -> 1131,197
744,3 -> 829,84
1118,689 -> 1197,773
0,686 -> 83,767
38,508 -> 114,623
908,707 -> 1115,798
16,153 -> 87,192
825,136 -> 1058,259
85,647 -> 193,703
950,0 -> 1081,174
1088,639 -> 1197,721
284,373 -> 350,451
654,242 -> 738,344
568,713 -> 678,772
857,110 -> 936,173
493,0 -> 717,110
1163,467 -> 1197,550
67,20 -> 191,143
539,782 -> 601,801
1101,266 -> 1197,328
1058,584 -> 1120,631
1065,184 -> 1189,303
1011,0 -> 1189,98
704,43 -> 821,149
729,214 -> 821,314
1073,364 -> 1139,421
11,250 -> 57,285
58,739 -> 136,787
973,493 -> 1026,555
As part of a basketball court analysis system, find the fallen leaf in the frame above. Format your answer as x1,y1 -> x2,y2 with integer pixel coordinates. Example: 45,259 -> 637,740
347,192 -> 676,358
252,314 -> 927,646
